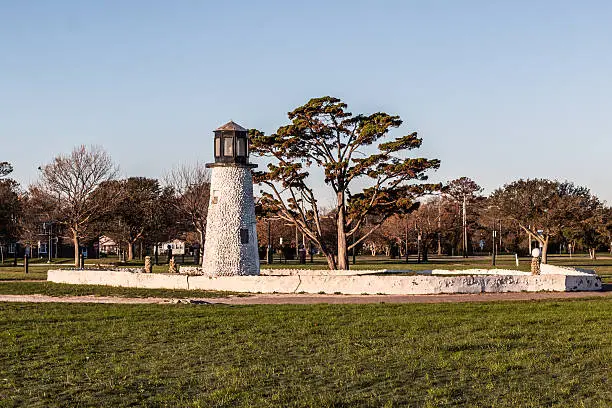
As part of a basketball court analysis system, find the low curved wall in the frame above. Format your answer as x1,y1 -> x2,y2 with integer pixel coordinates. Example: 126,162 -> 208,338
47,269 -> 602,295
48,269 -> 189,290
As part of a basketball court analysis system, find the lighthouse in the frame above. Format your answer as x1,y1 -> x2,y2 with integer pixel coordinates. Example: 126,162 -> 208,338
202,121 -> 260,276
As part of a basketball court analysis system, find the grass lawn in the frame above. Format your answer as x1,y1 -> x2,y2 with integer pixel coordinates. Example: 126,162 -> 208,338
2,254 -> 610,285
0,282 -> 244,299
0,298 -> 610,407
0,269 -> 48,281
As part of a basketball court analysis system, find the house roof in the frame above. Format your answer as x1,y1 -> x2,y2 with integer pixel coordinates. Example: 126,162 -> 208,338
215,121 -> 247,132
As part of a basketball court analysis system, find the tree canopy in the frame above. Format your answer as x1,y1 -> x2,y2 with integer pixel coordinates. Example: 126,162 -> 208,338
250,96 -> 440,269
102,177 -> 175,260
490,178 -> 600,263
35,145 -> 119,266
164,163 -> 210,263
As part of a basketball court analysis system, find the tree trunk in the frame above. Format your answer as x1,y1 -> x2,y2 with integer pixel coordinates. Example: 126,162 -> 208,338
73,234 -> 80,267
127,242 -> 134,261
541,236 -> 549,264
336,192 -> 349,270
324,252 -> 337,270
197,228 -> 204,264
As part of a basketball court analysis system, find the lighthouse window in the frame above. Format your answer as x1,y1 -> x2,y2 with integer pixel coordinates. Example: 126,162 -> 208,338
236,138 -> 246,157
224,137 -> 234,156
215,137 -> 221,157
240,228 -> 249,244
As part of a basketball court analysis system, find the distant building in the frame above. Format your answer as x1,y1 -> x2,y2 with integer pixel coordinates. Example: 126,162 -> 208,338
154,239 -> 186,255
99,236 -> 119,255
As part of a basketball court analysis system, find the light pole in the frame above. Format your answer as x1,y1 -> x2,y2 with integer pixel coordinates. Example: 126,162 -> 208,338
486,205 -> 501,266
492,224 -> 497,266
267,218 -> 273,264
462,195 -> 468,258
43,221 -> 53,263
352,232 -> 356,265
405,221 -> 409,263
47,222 -> 52,263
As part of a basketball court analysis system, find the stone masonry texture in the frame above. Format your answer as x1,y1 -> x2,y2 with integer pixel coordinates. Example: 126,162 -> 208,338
202,165 -> 260,276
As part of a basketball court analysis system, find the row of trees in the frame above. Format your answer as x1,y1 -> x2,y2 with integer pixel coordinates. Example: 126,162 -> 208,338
256,176 -> 612,264
365,178 -> 612,263
0,149 -> 210,267
2,150 -> 610,269
249,96 -> 611,267
1,96 -> 611,269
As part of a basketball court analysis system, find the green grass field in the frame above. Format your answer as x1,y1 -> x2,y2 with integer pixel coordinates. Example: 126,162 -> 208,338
0,299 -> 610,407
0,281 -> 243,299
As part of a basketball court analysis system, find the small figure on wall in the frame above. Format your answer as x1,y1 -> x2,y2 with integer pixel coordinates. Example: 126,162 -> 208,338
531,247 -> 541,275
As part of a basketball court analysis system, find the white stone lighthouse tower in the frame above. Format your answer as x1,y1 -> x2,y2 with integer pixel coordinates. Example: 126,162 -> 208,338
202,121 -> 260,276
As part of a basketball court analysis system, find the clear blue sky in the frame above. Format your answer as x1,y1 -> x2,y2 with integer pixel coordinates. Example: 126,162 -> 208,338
2,0 -> 611,204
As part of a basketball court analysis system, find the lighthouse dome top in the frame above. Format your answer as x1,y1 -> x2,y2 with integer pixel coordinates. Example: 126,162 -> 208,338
209,120 -> 256,168
216,121 -> 247,132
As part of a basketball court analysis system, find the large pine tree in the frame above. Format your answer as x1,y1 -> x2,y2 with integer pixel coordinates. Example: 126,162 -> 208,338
250,96 -> 440,269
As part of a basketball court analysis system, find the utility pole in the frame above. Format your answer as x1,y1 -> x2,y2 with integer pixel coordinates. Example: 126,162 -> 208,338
462,195 -> 468,258
45,222 -> 53,263
295,225 -> 299,259
267,219 -> 272,264
492,221 -> 497,266
405,221 -> 409,263
417,230 -> 422,264
437,196 -> 442,256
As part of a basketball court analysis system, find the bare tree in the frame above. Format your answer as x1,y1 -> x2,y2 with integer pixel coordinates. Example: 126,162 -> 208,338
36,145 -> 118,266
164,163 -> 210,263
445,177 -> 483,257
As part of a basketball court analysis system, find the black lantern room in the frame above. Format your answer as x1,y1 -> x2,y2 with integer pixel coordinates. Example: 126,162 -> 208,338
213,121 -> 249,165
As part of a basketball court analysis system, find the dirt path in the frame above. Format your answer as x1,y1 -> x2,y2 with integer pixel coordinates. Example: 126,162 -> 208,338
0,290 -> 610,305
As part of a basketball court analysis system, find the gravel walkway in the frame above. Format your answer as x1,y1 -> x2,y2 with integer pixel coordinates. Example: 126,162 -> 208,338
0,290 -> 610,305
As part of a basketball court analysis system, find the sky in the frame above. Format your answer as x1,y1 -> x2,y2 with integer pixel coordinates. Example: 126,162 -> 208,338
1,0 -> 612,205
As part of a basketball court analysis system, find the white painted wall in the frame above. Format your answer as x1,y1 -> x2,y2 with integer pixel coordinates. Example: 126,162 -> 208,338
48,268 -> 602,294
48,269 -> 189,290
